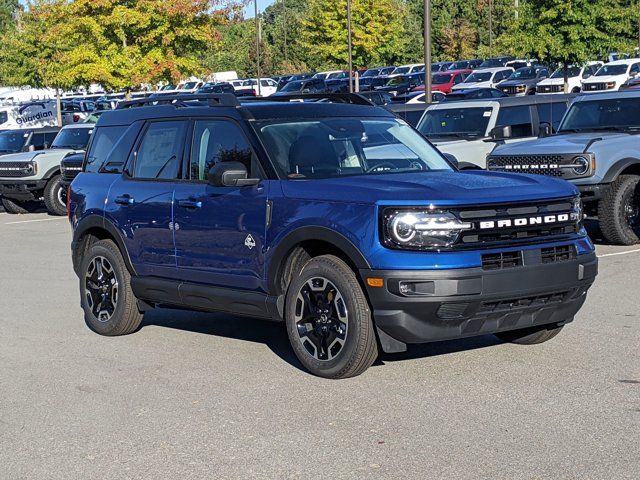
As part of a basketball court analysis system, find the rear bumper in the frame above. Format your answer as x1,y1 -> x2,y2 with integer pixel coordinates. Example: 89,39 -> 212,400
361,252 -> 597,349
0,179 -> 47,200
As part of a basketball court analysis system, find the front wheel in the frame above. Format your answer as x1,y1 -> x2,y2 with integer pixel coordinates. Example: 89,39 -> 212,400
43,175 -> 67,216
284,255 -> 378,379
1,196 -> 39,214
80,239 -> 144,336
495,324 -> 564,345
598,174 -> 640,245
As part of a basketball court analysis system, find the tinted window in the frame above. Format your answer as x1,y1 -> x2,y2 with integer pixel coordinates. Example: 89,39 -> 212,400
190,120 -> 259,181
30,133 -> 46,149
84,126 -> 128,173
559,98 -> 640,131
44,132 -> 58,145
536,102 -> 568,131
52,127 -> 92,149
0,130 -> 27,153
630,63 -> 640,74
496,106 -> 533,137
133,121 -> 186,179
419,107 -> 493,137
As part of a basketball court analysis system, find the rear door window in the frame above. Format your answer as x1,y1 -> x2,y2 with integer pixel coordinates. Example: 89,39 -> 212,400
131,121 -> 187,180
496,105 -> 533,137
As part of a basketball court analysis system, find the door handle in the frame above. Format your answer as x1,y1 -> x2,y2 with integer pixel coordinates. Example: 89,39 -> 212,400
114,195 -> 134,206
177,199 -> 203,209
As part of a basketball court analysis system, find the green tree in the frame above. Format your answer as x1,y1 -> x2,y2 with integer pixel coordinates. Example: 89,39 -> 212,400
299,0 -> 412,70
495,0 -> 636,90
0,0 -> 19,34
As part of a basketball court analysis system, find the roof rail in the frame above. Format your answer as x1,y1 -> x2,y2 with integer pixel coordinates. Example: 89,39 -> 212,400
246,93 -> 374,106
116,93 -> 239,109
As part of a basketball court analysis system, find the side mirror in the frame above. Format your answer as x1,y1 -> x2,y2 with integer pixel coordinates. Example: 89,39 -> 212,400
207,161 -> 259,187
442,153 -> 459,168
490,125 -> 512,140
538,122 -> 552,138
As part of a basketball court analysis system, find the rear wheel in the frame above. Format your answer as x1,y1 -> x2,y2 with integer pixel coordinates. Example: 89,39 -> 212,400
598,174 -> 640,245
43,175 -> 67,216
284,255 -> 378,379
1,196 -> 39,214
495,324 -> 564,345
80,239 -> 143,336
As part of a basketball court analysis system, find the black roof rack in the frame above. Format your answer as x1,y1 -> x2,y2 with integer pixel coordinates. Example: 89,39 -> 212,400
245,93 -> 374,106
116,93 -> 239,109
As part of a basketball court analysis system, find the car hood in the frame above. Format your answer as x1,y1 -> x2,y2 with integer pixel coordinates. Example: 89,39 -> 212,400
538,77 -> 576,86
582,75 -> 622,83
0,148 -> 77,163
499,78 -> 538,86
452,81 -> 491,90
491,132 -> 629,156
281,170 -> 576,205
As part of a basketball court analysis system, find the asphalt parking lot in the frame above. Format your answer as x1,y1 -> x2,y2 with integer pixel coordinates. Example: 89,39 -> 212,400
1,210 -> 638,480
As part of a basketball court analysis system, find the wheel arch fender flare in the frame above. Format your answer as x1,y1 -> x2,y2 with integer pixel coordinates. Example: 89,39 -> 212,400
266,226 -> 371,294
42,165 -> 62,182
72,214 -> 136,276
601,157 -> 640,183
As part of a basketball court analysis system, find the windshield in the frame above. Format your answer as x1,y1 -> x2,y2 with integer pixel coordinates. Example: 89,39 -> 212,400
464,72 -> 492,83
393,67 -> 410,75
558,98 -> 640,132
182,82 -> 198,89
418,107 -> 493,138
385,76 -> 407,86
448,62 -> 468,70
361,69 -> 379,78
255,117 -> 452,179
314,73 -> 328,80
432,74 -> 453,85
508,68 -> 537,80
281,80 -> 304,92
595,64 -> 628,76
0,130 -> 27,152
550,66 -> 581,79
51,127 -> 92,150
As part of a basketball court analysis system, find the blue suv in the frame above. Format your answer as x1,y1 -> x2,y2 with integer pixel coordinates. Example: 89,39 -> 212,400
69,93 -> 598,378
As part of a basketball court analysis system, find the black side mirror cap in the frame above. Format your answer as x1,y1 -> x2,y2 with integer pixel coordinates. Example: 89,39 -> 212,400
490,125 -> 512,140
538,122 -> 552,138
207,161 -> 260,187
442,153 -> 459,168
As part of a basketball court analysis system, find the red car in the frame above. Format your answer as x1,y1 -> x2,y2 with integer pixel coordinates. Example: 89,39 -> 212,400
412,69 -> 472,94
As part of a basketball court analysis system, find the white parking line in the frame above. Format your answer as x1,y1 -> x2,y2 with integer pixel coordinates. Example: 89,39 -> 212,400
3,217 -> 67,225
597,248 -> 640,258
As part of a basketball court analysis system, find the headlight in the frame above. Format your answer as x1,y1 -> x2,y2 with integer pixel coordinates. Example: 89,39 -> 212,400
607,81 -> 616,89
383,209 -> 472,249
571,156 -> 590,176
517,85 -> 526,92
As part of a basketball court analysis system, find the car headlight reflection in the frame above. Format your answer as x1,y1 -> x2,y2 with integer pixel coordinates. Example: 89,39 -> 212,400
385,210 -> 472,248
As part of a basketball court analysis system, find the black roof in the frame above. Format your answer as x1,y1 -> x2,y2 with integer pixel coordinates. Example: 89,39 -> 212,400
96,93 -> 395,127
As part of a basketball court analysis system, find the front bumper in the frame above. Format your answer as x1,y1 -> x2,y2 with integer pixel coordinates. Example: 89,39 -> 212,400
361,251 -> 597,349
0,179 -> 47,201
577,183 -> 610,203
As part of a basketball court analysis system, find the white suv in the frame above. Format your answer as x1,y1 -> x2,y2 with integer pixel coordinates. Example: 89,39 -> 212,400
451,67 -> 514,91
242,78 -> 279,97
581,59 -> 640,93
537,62 -> 603,94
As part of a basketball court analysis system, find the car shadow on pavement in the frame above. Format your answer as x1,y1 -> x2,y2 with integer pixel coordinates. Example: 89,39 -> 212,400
142,308 -> 505,372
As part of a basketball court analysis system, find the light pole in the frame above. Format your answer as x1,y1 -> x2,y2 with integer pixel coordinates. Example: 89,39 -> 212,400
282,0 -> 288,65
347,0 -> 354,93
423,0 -> 432,103
489,0 -> 493,56
254,0 -> 261,96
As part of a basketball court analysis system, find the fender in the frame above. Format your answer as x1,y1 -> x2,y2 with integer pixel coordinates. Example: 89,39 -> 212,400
601,157 -> 640,183
42,165 -> 61,182
267,226 -> 371,293
72,214 -> 137,276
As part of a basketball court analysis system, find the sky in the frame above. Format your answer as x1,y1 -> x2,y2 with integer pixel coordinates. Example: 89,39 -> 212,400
244,0 -> 276,18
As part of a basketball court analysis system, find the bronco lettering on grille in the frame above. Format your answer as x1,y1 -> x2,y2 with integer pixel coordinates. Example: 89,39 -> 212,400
479,214 -> 570,229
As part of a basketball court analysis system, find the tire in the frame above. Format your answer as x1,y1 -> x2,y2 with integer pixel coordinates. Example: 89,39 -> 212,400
43,175 -> 67,216
79,239 -> 144,336
495,324 -> 564,345
1,196 -> 39,214
284,255 -> 378,379
598,174 -> 640,245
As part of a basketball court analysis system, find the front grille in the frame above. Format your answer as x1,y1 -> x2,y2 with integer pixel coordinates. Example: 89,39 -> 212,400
541,245 -> 576,264
61,166 -> 82,182
488,154 -> 565,177
538,84 -> 563,93
501,85 -> 526,95
481,251 -> 523,270
0,161 -> 34,178
437,303 -> 470,319
454,198 -> 580,248
583,82 -> 609,91
478,291 -> 569,314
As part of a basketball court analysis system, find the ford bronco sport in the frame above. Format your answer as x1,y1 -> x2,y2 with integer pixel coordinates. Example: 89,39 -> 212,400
488,91 -> 640,245
68,93 -> 598,379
